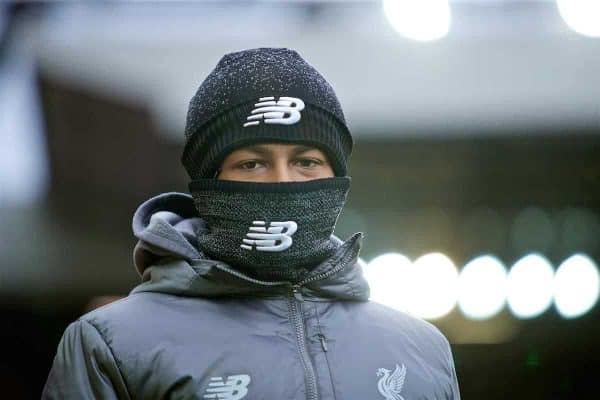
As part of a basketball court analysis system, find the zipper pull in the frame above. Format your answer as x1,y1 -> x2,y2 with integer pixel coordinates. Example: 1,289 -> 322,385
291,284 -> 304,301
318,333 -> 328,352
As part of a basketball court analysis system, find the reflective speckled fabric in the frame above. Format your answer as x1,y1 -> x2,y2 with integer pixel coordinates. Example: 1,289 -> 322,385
185,47 -> 347,140
188,176 -> 351,282
181,47 -> 354,179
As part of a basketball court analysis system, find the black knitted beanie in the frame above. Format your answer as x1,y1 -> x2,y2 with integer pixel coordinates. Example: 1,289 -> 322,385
181,47 -> 354,179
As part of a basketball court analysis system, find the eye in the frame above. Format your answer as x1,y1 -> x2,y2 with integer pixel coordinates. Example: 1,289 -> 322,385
238,160 -> 265,170
295,158 -> 322,168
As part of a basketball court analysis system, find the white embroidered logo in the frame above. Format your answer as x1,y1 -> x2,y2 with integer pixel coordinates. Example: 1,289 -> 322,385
376,363 -> 407,400
202,374 -> 251,400
243,96 -> 305,127
241,220 -> 298,252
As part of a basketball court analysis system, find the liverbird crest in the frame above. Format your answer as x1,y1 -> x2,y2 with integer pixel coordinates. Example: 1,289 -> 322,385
376,363 -> 407,400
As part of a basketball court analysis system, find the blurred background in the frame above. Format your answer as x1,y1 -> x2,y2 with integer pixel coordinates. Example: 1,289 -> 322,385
1,0 -> 599,398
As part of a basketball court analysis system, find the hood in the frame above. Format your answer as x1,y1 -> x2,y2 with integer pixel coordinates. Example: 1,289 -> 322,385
130,192 -> 370,301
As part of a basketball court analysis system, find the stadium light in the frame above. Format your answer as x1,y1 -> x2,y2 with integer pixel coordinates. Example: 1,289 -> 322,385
458,255 -> 507,320
556,0 -> 600,38
507,254 -> 554,319
364,252 -> 413,313
554,254 -> 600,318
383,0 -> 451,42
410,252 -> 458,319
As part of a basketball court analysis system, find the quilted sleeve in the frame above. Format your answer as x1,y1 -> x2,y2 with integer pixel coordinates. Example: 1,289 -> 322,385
445,339 -> 461,400
41,319 -> 131,400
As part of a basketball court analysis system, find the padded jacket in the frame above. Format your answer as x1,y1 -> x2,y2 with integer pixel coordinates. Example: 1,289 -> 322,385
42,192 -> 461,400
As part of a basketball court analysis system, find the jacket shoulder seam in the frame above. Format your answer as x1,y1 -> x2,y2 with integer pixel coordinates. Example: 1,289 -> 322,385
80,318 -> 133,399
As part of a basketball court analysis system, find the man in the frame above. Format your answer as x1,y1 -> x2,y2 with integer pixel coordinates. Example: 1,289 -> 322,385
42,47 -> 460,399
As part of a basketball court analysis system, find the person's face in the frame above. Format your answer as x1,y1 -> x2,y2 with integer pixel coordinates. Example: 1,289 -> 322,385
216,143 -> 335,182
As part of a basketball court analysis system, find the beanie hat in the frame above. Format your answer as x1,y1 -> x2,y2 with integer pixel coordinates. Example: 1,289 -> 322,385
181,47 -> 354,179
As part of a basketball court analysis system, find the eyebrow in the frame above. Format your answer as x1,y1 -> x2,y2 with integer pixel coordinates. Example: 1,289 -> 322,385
242,144 -> 316,156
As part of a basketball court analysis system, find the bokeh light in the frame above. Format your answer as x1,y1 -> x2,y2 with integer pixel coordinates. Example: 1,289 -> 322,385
458,255 -> 507,320
461,208 -> 508,256
383,0 -> 451,42
557,208 -> 600,255
507,254 -> 554,319
510,207 -> 556,255
364,252 -> 413,312
557,0 -> 600,38
410,252 -> 458,319
554,254 -> 600,319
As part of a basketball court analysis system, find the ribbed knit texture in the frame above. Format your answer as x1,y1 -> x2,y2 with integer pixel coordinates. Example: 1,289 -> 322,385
182,100 -> 352,179
181,47 -> 354,179
188,177 -> 351,282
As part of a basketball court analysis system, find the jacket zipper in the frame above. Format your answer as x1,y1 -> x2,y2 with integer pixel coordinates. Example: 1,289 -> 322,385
288,284 -> 319,400
209,265 -> 323,400
209,235 -> 360,400
317,333 -> 328,352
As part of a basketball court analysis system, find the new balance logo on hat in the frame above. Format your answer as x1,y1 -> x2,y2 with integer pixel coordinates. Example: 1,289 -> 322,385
202,374 -> 251,400
243,96 -> 305,127
241,220 -> 298,252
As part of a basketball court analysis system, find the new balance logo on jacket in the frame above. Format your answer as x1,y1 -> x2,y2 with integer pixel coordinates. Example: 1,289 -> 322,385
243,96 -> 305,127
203,374 -> 251,400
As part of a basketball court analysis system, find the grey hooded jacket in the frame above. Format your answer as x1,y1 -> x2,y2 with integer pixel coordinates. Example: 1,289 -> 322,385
42,192 -> 461,400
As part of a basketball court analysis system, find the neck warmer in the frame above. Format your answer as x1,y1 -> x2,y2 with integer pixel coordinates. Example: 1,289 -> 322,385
188,176 -> 351,282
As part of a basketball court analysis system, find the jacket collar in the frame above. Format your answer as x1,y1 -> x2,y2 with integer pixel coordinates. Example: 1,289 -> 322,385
130,192 -> 370,301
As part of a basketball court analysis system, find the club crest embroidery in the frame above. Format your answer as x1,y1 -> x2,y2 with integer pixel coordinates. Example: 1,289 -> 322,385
241,220 -> 298,252
202,374 -> 251,400
376,363 -> 407,400
243,96 -> 305,127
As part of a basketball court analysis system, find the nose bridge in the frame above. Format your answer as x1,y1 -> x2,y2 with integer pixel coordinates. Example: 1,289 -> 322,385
272,156 -> 293,181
